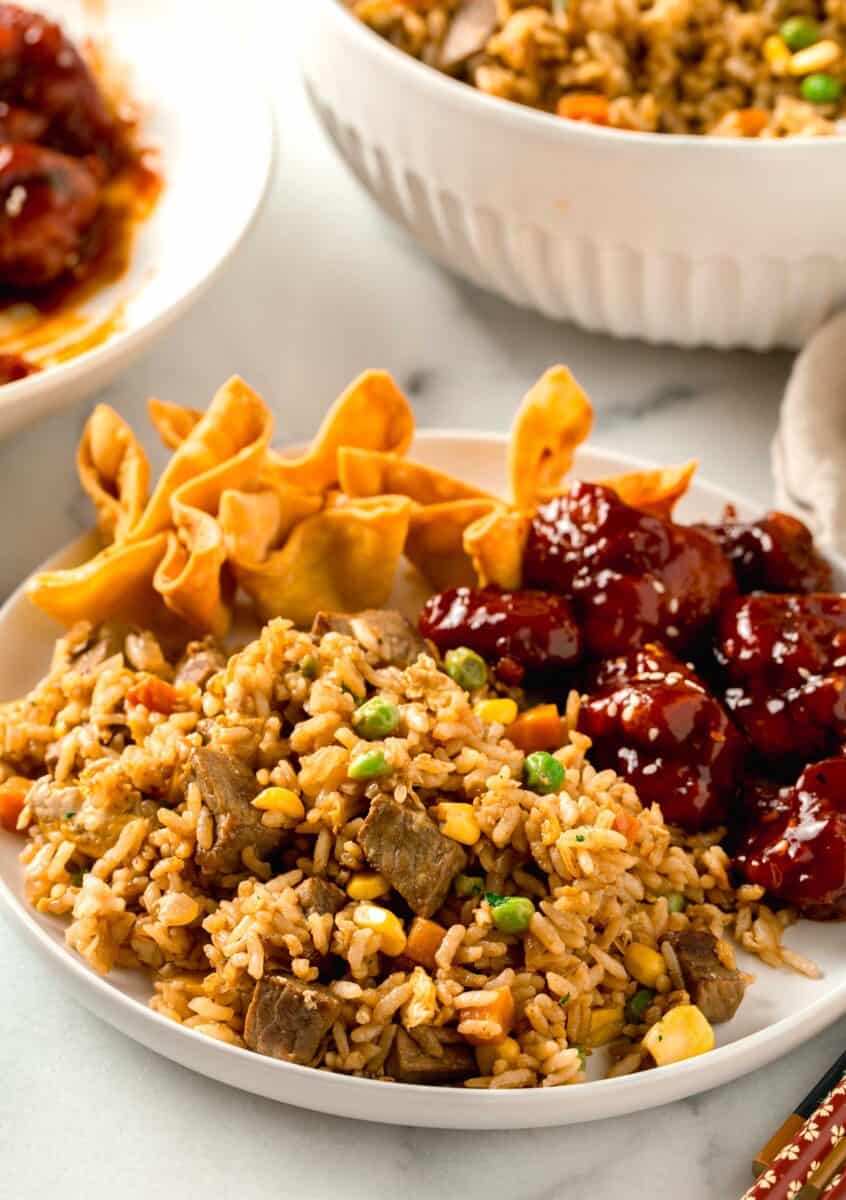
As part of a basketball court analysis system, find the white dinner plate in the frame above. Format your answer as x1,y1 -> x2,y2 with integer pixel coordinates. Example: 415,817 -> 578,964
0,0 -> 273,437
2,433 -> 845,1130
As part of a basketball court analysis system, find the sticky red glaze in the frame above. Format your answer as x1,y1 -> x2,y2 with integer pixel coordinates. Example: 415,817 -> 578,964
700,510 -> 832,595
419,586 -> 582,682
523,481 -> 735,658
579,643 -> 743,831
0,350 -> 35,381
0,4 -> 123,169
0,142 -> 100,288
734,757 -> 846,914
716,594 -> 846,762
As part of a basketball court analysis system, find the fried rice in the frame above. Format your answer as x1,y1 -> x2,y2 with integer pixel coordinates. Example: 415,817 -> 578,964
348,0 -> 846,136
0,616 -> 818,1088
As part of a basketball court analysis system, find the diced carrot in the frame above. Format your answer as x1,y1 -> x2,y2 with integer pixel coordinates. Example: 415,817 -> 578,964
736,107 -> 768,137
458,986 -> 516,1045
126,676 -> 179,714
613,810 -> 640,843
0,776 -> 31,833
506,704 -> 564,753
557,93 -> 610,125
405,917 -> 447,969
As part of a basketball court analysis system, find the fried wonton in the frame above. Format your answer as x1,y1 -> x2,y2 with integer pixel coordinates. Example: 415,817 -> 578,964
463,507 -> 531,590
406,499 -> 500,590
77,405 -> 150,543
338,447 -> 493,506
509,366 -> 593,510
601,461 -> 698,518
233,496 -> 413,627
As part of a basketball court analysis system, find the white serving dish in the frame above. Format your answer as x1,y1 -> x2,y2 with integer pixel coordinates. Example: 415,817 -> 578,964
0,0 -> 274,437
2,432 -> 846,1129
299,0 -> 846,350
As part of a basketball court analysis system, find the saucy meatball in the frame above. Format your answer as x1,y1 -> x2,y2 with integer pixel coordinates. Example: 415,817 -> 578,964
734,756 -> 846,916
716,593 -> 846,763
0,4 -> 123,169
0,142 -> 100,288
419,585 -> 582,683
579,643 -> 743,831
523,481 -> 735,659
700,509 -> 831,595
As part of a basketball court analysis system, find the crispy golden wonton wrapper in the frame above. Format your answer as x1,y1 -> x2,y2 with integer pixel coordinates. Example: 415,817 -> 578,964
599,461 -> 699,519
28,372 -> 418,634
509,366 -> 593,510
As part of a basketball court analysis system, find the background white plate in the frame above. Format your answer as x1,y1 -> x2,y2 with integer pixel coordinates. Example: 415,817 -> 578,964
0,0 -> 273,437
1,433 -> 845,1129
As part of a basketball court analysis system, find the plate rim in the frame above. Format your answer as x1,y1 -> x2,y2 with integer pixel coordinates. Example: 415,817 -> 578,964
0,1 -> 276,423
2,430 -> 845,1129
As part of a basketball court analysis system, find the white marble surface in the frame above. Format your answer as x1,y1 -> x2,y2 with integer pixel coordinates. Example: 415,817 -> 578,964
3,5 -> 845,1198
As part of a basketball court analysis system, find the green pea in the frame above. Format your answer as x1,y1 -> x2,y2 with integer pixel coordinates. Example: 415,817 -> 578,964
454,873 -> 485,898
299,655 -> 318,679
779,15 -> 821,51
523,750 -> 565,795
444,647 -> 487,692
348,749 -> 391,780
488,894 -> 535,934
801,72 -> 843,104
626,988 -> 654,1022
666,892 -> 686,914
353,696 -> 400,740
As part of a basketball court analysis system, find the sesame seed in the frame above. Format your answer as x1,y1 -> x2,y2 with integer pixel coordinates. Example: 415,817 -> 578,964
5,185 -> 26,218
653,580 -> 666,594
835,656 -> 846,669
648,727 -> 659,742
766,698 -> 785,714
666,626 -> 679,639
606,701 -> 619,719
668,597 -> 680,614
642,764 -> 658,776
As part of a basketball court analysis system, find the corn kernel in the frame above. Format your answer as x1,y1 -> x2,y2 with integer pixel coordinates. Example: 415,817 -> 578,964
474,698 -> 519,726
252,787 -> 305,820
624,942 -> 666,989
642,1004 -> 714,1067
353,903 -> 407,956
347,871 -> 390,901
789,38 -> 841,74
432,802 -> 481,846
475,1036 -> 521,1074
588,1006 -> 625,1047
763,34 -> 791,72
158,893 -> 200,927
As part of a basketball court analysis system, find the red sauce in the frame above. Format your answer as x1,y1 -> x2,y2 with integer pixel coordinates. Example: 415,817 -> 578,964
419,585 -> 582,683
522,481 -> 735,658
579,643 -> 743,831
734,756 -> 846,915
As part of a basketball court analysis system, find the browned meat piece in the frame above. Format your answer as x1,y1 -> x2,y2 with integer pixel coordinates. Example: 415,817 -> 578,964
664,930 -> 748,1024
387,1029 -> 476,1084
295,876 -> 346,918
311,609 -> 429,668
244,974 -> 341,1064
0,142 -> 101,289
358,795 -> 466,918
191,748 -> 284,881
67,620 -> 130,674
173,638 -> 226,688
0,101 -> 47,143
439,0 -> 498,70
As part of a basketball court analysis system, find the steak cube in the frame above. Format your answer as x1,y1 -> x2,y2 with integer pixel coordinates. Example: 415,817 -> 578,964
191,748 -> 284,882
386,1028 -> 476,1085
664,930 -> 748,1024
244,975 -> 341,1065
358,795 -> 466,918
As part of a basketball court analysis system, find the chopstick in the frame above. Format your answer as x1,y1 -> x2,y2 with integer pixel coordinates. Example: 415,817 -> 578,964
742,1050 -> 846,1200
754,1050 -> 846,1174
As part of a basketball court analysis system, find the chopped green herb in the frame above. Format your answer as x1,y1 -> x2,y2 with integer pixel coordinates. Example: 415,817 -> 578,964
559,994 -> 571,1009
70,870 -> 85,887
485,892 -> 508,907
576,1045 -> 587,1070
300,656 -> 318,679
455,874 -> 485,898
626,988 -> 654,1022
575,834 -> 585,843
666,892 -> 686,914
64,811 -> 75,820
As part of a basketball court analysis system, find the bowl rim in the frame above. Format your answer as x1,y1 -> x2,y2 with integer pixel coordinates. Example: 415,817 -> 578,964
317,0 -> 846,155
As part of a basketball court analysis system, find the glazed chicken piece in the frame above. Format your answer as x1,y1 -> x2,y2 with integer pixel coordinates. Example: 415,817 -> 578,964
734,756 -> 846,916
0,4 -> 123,169
716,593 -> 846,763
579,643 -> 743,830
419,585 -> 582,684
523,481 -> 735,659
0,142 -> 101,288
699,509 -> 831,595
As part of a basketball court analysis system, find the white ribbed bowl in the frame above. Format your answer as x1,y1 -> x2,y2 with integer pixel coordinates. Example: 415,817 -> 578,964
300,0 -> 846,350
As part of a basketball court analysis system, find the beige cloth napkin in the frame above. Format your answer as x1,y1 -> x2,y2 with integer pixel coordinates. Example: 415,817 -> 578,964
773,308 -> 846,559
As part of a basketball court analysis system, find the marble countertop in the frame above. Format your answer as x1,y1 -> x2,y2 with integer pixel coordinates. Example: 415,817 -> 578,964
3,5 -> 845,1199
